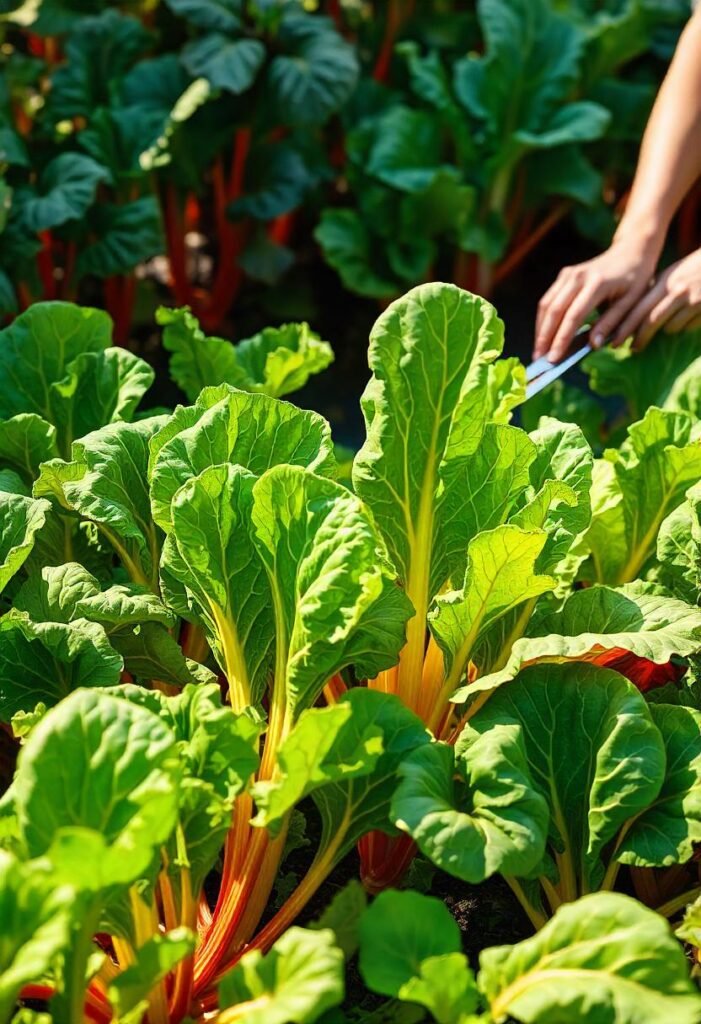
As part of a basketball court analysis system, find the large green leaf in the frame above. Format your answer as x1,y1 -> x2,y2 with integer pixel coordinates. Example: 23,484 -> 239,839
467,583 -> 701,697
0,303 -> 152,457
583,408 -> 701,584
182,35 -> 265,94
391,727 -> 549,884
462,663 -> 665,896
0,611 -> 123,720
0,415 -> 58,485
218,927 -> 344,1024
479,892 -> 701,1024
266,14 -> 358,125
251,702 -> 384,836
657,482 -> 701,603
77,198 -> 164,278
0,491 -> 50,595
17,154 -> 110,232
617,703 -> 701,867
251,466 -> 412,718
35,417 -> 166,590
149,384 -> 335,533
159,307 -> 333,403
12,689 -> 180,890
0,851 -> 74,1023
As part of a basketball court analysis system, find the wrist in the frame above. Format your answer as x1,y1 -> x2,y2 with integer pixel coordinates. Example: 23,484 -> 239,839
612,210 -> 667,263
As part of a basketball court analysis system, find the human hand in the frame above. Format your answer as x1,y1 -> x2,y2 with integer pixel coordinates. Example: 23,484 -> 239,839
533,235 -> 660,362
605,247 -> 701,351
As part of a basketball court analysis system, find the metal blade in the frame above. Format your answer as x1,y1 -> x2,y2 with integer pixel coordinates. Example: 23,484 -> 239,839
526,342 -> 592,399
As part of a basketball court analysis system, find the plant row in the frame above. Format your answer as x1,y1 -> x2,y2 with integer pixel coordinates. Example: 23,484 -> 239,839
0,282 -> 701,1021
0,0 -> 690,337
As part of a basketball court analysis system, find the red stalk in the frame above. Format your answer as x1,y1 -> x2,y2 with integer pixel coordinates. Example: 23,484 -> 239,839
163,183 -> 197,307
267,211 -> 296,248
492,201 -> 570,288
104,274 -> 136,346
360,833 -> 417,894
586,647 -> 686,693
373,0 -> 405,82
37,231 -> 56,299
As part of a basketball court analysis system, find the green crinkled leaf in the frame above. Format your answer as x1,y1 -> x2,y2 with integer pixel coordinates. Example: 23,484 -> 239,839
0,850 -> 74,1022
251,465 -> 412,717
0,492 -> 51,596
251,702 -> 384,836
166,464 -> 273,705
314,209 -> 400,299
162,0 -> 242,33
149,384 -> 335,533
616,703 -> 701,867
311,689 -> 430,866
159,306 -> 333,403
0,612 -> 123,720
12,689 -> 180,890
430,525 -> 555,689
392,730 -> 549,884
108,683 -> 261,892
17,153 -> 110,232
466,583 -> 701,697
584,407 -> 701,584
0,415 -> 58,485
657,482 -> 701,603
479,892 -> 701,1024
35,416 -> 166,590
218,927 -> 345,1024
311,881 -> 366,959
462,663 -> 665,895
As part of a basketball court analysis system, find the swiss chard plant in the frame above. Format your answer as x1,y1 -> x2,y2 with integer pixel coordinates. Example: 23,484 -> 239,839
392,662 -> 701,927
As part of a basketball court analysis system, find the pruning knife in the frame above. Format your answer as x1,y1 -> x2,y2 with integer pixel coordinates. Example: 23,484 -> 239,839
525,325 -> 592,399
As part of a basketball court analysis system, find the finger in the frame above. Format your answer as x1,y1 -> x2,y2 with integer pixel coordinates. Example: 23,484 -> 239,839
548,284 -> 604,363
610,281 -> 667,347
664,306 -> 697,334
533,276 -> 580,358
590,283 -> 649,348
633,293 -> 686,351
535,270 -> 571,341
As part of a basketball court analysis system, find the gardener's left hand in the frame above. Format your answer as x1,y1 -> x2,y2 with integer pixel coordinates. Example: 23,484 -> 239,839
609,247 -> 701,351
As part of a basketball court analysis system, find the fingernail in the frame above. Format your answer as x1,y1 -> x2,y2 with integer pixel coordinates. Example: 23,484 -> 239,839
591,331 -> 604,348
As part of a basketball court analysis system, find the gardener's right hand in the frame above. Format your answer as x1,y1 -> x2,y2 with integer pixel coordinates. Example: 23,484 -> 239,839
533,235 -> 661,363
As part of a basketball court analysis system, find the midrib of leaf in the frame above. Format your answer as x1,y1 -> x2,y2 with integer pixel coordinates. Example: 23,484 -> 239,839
211,602 -> 251,714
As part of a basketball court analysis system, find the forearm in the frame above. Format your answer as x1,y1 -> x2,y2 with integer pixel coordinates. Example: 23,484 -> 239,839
615,9 -> 701,250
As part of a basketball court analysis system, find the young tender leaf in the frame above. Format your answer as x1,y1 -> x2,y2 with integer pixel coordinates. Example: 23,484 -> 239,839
616,703 -> 701,866
251,703 -> 384,836
391,729 -> 549,884
12,689 -> 180,889
358,890 -> 463,997
311,690 -> 430,866
218,927 -> 345,1024
251,466 -> 413,717
107,928 -> 195,1021
462,663 -> 665,894
35,416 -> 167,590
166,464 -> 273,707
479,892 -> 701,1024
430,525 -> 555,689
159,306 -> 333,403
0,612 -> 123,720
468,583 -> 701,698
0,492 -> 51,595
149,385 -> 335,533
0,851 -> 74,1022
584,407 -> 701,584
353,282 -> 504,589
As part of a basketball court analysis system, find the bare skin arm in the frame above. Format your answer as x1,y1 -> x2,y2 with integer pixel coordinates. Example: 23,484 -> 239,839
534,8 -> 701,361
